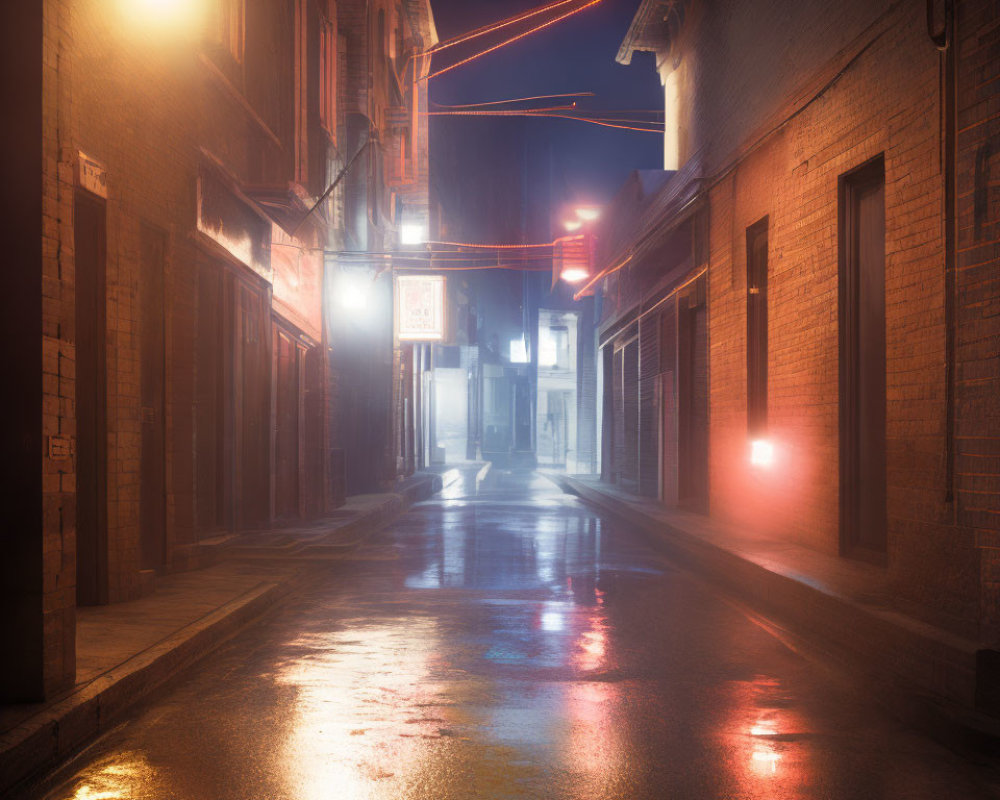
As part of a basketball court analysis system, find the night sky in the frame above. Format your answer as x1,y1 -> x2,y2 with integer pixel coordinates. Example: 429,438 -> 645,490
427,0 -> 663,233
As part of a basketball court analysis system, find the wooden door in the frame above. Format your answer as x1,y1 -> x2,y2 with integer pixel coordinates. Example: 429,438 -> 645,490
195,260 -> 231,534
678,293 -> 709,510
236,282 -> 269,528
274,327 -> 301,520
840,159 -> 887,558
139,224 -> 167,570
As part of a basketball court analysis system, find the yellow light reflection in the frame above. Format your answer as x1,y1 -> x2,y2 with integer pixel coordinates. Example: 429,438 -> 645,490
276,620 -> 443,800
55,752 -> 158,800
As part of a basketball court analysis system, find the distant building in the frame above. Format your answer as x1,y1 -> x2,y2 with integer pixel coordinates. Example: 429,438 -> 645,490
595,0 -> 1000,646
1,0 -> 435,702
429,118 -> 598,471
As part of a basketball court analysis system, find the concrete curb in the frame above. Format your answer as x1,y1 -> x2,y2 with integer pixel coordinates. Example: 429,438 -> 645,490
554,474 -> 1000,750
0,580 -> 290,796
1,472 -> 443,795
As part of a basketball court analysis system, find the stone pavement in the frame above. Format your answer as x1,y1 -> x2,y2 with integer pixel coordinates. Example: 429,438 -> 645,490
0,472 -> 441,796
550,473 -> 1000,750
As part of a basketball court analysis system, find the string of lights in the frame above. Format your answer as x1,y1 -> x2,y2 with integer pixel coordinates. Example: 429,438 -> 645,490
424,0 -> 604,82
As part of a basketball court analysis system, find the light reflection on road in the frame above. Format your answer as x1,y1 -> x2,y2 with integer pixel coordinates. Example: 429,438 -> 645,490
32,468 -> 1000,800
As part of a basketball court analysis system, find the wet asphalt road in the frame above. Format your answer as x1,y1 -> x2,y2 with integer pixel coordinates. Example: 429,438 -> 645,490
29,469 -> 1000,800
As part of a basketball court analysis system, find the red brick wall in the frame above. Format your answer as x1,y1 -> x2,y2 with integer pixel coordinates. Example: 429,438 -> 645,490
704,2 -> 981,636
956,0 -> 1000,641
37,0 -> 76,697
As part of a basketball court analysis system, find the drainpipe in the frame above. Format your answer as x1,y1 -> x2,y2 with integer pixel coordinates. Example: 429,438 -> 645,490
929,0 -> 956,506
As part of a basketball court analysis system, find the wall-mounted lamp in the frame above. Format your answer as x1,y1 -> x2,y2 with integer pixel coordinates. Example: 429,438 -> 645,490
750,439 -> 775,468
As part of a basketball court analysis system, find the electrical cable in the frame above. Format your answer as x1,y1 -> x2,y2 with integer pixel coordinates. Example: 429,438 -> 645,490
424,0 -> 604,82
427,0 -> 585,55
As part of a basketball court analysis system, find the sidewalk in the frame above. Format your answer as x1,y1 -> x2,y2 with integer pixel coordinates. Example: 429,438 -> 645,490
551,473 -> 1000,749
0,471 -> 441,796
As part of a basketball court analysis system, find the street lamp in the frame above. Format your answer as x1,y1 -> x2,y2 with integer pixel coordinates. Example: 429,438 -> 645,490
400,223 -> 427,246
120,0 -> 202,34
554,203 -> 601,289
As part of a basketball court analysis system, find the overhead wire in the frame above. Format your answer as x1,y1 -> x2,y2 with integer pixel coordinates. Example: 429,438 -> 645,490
427,0 -> 586,55
424,0 -> 604,82
433,92 -> 595,109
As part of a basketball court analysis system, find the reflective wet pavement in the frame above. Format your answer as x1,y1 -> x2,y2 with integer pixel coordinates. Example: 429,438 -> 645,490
29,470 -> 1000,799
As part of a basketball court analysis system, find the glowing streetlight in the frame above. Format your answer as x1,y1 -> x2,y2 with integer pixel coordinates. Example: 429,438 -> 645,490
337,270 -> 373,312
400,223 -> 427,246
561,267 -> 589,283
563,219 -> 583,232
121,0 -> 201,29
574,206 -> 601,222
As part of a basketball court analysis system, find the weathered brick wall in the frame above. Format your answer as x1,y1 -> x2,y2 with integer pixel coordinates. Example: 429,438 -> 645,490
956,0 -> 1000,641
41,0 -> 76,696
70,0 -> 208,598
704,2 -> 981,635
63,0 -> 338,592
672,0 -> 894,170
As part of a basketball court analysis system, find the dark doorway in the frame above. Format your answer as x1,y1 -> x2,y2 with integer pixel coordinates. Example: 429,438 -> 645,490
678,287 -> 709,510
75,192 -> 108,606
303,345 -> 324,516
235,281 -> 269,529
139,224 -> 167,571
839,157 -> 887,559
195,259 -> 232,534
601,346 -> 614,481
746,217 -> 769,436
274,327 -> 302,520
622,338 -> 639,492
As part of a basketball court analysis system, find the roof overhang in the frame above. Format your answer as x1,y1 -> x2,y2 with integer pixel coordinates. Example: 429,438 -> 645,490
617,0 -> 684,66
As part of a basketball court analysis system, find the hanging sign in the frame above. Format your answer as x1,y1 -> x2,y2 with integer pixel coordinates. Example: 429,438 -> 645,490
396,274 -> 445,341
77,152 -> 108,199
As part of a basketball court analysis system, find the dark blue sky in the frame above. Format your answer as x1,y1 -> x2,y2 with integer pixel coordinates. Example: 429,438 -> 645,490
427,0 -> 663,212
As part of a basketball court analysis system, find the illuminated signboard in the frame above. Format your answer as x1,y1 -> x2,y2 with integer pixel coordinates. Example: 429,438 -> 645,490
396,274 -> 446,341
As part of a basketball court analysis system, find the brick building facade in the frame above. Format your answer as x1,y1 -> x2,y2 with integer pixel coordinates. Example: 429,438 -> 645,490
596,0 -> 1000,648
1,0 -> 435,703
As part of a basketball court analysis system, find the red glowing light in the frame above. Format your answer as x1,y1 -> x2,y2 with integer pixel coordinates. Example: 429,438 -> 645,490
750,440 -> 775,467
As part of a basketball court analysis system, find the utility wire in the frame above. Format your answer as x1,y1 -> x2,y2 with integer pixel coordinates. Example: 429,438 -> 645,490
424,0 -> 604,82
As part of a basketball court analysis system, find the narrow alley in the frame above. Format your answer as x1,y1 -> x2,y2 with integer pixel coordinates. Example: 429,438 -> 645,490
24,471 -> 1000,800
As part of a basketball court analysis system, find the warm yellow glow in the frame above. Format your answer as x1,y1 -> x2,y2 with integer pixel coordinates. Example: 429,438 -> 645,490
561,267 -> 589,283
58,752 -> 159,800
120,0 -> 202,33
563,219 -> 583,232
574,207 -> 600,222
